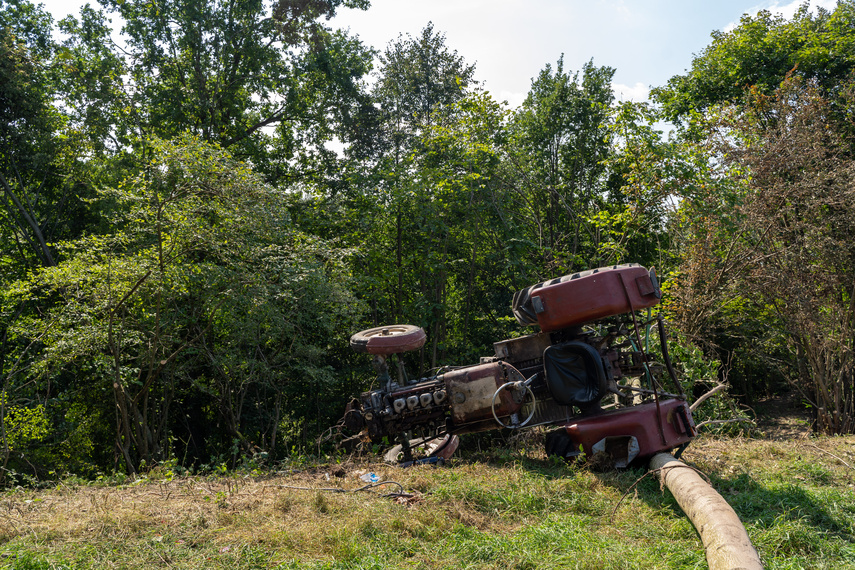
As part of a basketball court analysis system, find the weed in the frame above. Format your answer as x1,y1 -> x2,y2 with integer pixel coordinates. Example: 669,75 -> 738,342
313,491 -> 330,514
787,459 -> 833,485
0,436 -> 851,569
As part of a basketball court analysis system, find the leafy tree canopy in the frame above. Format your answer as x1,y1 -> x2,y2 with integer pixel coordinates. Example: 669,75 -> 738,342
4,135 -> 363,473
0,0 -> 94,271
371,22 -> 476,159
653,0 -> 855,122
56,0 -> 372,170
507,57 -> 616,273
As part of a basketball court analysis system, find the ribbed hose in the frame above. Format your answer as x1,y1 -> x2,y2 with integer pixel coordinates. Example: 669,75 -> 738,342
650,453 -> 763,570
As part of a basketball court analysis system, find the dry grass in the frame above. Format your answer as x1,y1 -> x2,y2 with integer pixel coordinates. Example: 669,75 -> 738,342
681,434 -> 855,484
0,434 -> 853,569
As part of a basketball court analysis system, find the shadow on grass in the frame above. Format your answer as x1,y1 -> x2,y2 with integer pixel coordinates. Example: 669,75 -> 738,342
706,471 -> 853,540
462,447 -> 855,549
585,456 -> 855,549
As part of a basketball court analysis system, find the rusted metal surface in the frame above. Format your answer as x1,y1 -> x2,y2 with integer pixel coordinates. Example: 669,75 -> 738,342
442,362 -> 525,425
562,398 -> 696,463
512,264 -> 661,332
340,263 -> 697,466
492,332 -> 552,363
350,324 -> 427,355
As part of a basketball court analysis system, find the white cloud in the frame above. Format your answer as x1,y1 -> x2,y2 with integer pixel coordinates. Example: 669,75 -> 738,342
724,0 -> 839,32
612,82 -> 650,103
767,0 -> 838,18
497,90 -> 527,109
610,0 -> 633,21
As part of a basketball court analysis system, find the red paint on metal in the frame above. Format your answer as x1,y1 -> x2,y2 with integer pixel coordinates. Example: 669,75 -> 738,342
443,362 -> 524,425
350,325 -> 427,355
562,398 -> 696,460
530,266 -> 660,332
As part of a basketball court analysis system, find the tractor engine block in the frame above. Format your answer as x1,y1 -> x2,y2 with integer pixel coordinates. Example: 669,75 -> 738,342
345,361 -> 528,443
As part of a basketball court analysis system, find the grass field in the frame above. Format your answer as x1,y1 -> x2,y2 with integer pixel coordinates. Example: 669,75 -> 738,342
0,434 -> 853,569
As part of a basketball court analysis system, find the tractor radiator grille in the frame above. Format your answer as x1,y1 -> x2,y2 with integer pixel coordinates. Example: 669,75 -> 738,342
520,398 -> 574,427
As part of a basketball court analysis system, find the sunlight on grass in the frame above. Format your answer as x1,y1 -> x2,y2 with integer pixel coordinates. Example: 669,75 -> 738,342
0,435 -> 853,569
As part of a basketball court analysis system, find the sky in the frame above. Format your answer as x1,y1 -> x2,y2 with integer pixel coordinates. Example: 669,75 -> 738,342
38,0 -> 840,108
328,0 -> 838,107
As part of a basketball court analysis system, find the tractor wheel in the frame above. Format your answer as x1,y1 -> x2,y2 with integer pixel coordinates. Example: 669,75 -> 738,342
350,324 -> 426,355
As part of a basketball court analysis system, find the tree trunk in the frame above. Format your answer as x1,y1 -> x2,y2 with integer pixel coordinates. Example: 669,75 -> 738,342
650,453 -> 763,570
0,172 -> 56,267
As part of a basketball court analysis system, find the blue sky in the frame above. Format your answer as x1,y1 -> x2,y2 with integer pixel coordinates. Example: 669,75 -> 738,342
39,0 -> 839,107
330,0 -> 838,106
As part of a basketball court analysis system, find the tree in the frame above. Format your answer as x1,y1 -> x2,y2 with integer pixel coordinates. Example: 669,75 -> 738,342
43,5 -> 126,155
369,24 -> 478,367
372,22 -> 476,153
57,0 -> 372,173
653,1 -> 855,123
596,100 -> 680,267
506,57 -> 615,275
645,2 -> 855,409
1,0 -> 383,477
726,79 -> 855,433
408,89 -> 518,364
6,136 -> 362,474
663,77 -> 855,432
1,0 -> 62,269
1,2 -> 108,478
306,24 -> 480,370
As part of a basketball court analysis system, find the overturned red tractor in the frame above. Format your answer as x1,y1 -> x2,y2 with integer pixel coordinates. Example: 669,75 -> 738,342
341,264 -> 696,467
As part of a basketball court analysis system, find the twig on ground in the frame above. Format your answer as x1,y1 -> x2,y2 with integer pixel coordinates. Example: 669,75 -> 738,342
695,418 -> 754,430
271,480 -> 409,498
803,443 -> 853,470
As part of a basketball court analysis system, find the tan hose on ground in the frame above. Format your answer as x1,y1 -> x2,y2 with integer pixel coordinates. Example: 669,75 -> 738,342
650,453 -> 764,570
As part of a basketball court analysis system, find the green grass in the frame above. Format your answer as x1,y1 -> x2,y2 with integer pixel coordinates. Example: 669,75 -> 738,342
0,435 -> 853,569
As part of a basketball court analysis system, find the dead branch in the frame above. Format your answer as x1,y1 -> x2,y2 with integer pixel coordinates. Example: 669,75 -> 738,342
691,383 -> 727,412
803,443 -> 853,470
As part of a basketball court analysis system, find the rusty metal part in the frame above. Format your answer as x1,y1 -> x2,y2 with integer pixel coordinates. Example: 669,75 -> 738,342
383,433 -> 460,464
441,361 -> 526,426
554,398 -> 697,465
512,265 -> 661,332
492,332 -> 552,362
658,315 -> 685,396
491,379 -> 537,428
